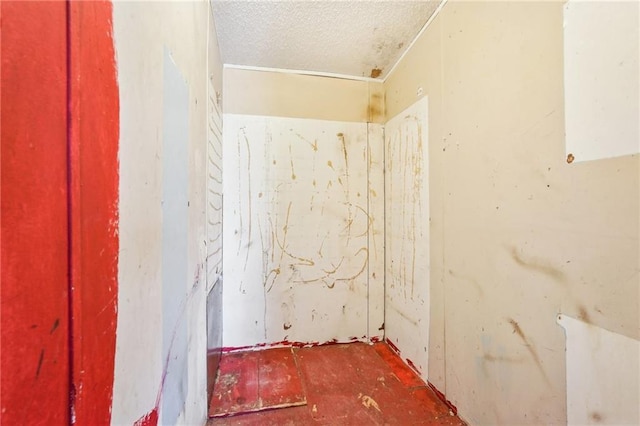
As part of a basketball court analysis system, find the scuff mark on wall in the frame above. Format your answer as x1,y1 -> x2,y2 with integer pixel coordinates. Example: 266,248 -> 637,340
507,318 -> 550,385
509,246 -> 565,282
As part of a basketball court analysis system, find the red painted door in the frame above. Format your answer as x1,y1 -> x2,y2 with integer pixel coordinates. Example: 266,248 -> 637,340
2,2 -> 119,424
1,2 -> 71,424
67,3 -> 120,423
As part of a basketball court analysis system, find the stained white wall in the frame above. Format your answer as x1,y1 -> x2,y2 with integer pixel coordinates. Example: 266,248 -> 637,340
111,1 -> 222,424
558,314 -> 640,425
384,97 -> 430,377
385,2 -> 639,424
222,115 -> 384,348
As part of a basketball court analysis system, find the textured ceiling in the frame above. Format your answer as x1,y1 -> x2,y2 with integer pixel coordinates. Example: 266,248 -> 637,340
211,1 -> 441,80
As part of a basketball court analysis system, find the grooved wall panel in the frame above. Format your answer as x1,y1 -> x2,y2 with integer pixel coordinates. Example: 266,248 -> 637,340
207,81 -> 223,290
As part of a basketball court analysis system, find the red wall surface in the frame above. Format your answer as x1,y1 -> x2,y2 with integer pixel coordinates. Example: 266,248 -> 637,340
1,2 -> 71,424
1,2 -> 119,424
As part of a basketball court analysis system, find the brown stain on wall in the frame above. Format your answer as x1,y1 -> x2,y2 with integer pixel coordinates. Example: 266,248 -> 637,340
482,353 -> 524,363
480,353 -> 525,377
370,68 -> 383,78
509,246 -> 565,282
590,412 -> 603,422
507,318 -> 550,385
508,318 -> 526,340
448,269 -> 484,297
367,91 -> 384,123
577,305 -> 592,324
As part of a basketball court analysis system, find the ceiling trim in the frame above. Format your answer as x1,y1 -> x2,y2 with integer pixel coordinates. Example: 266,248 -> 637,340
223,64 -> 380,83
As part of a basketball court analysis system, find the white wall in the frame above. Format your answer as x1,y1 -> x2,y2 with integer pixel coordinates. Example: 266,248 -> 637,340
111,1 -> 221,424
222,114 -> 384,348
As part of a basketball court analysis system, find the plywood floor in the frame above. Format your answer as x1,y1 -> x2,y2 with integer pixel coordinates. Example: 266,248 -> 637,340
208,342 -> 466,425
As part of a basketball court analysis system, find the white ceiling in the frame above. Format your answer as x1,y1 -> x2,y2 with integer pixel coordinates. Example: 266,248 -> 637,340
211,1 -> 441,80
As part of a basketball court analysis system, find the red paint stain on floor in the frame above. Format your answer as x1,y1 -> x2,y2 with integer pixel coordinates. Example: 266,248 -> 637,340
373,342 -> 425,388
210,347 -> 306,417
208,343 -> 465,425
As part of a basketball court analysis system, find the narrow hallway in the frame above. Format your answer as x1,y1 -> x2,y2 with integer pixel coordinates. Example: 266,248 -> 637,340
2,1 -> 638,425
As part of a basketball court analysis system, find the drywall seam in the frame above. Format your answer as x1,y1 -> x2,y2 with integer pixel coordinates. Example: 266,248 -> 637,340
367,120 -> 371,341
224,63 -> 380,83
383,0 -> 448,83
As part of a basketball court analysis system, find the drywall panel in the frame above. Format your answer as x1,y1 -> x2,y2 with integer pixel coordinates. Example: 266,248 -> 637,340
386,1 -> 639,425
112,1 -> 216,424
222,114 -> 384,348
563,0 -> 639,162
558,314 -> 640,425
224,68 -> 385,123
161,49 -> 189,425
384,12 -> 446,390
384,97 -> 430,378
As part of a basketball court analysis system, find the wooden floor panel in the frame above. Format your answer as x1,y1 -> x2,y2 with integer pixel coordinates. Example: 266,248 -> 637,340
209,343 -> 465,425
209,347 -> 306,417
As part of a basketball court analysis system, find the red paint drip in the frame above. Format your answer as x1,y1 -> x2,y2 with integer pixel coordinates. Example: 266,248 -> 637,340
133,408 -> 158,426
222,338 -> 356,353
405,358 -> 421,375
428,382 -> 458,416
385,338 -> 401,354
370,336 -> 382,343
